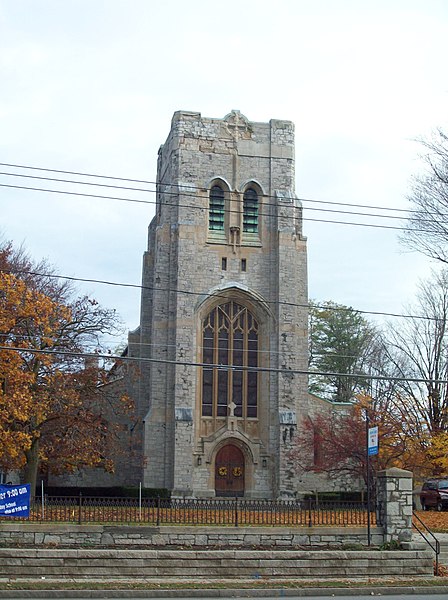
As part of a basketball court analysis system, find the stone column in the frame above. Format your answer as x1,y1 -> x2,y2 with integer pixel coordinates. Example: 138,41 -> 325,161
376,467 -> 413,542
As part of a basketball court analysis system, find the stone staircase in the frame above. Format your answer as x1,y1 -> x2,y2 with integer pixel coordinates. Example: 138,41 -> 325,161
411,532 -> 448,567
0,547 -> 434,580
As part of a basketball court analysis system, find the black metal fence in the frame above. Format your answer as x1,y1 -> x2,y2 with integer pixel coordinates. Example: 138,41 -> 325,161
1,495 -> 375,527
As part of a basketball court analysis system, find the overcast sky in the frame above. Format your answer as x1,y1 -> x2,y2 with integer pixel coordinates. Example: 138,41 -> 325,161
1,0 -> 447,346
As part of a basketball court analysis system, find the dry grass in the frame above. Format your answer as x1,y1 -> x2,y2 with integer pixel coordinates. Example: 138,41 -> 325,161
414,509 -> 448,532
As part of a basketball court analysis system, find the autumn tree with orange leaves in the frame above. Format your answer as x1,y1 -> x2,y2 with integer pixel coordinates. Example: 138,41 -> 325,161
303,393 -> 430,487
0,242 -> 133,494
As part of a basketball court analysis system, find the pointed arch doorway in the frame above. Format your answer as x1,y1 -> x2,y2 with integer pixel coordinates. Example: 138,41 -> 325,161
215,444 -> 245,497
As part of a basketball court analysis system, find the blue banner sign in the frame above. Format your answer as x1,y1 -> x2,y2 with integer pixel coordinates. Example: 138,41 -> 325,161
368,426 -> 379,456
0,484 -> 31,518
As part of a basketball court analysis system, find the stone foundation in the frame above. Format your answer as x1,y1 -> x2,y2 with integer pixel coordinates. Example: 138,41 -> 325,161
0,523 -> 383,548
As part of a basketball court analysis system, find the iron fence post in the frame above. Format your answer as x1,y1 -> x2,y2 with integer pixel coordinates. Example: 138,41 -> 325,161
41,491 -> 45,521
10,494 -> 380,529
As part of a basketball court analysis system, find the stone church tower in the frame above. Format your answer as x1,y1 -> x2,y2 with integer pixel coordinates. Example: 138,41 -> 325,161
129,110 -> 309,498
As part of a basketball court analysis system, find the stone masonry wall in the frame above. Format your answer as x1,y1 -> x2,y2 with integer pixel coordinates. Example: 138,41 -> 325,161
377,467 -> 413,542
0,524 -> 384,548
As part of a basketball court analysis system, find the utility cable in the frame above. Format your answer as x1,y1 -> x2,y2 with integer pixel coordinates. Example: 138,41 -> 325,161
0,182 -> 423,232
2,267 -> 440,322
0,344 -> 444,386
0,161 -> 418,214
0,171 -> 410,222
0,167 -> 415,218
0,333 -> 388,361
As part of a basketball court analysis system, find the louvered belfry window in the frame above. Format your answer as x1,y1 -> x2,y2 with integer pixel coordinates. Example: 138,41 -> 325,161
243,188 -> 258,233
202,302 -> 258,418
209,185 -> 225,231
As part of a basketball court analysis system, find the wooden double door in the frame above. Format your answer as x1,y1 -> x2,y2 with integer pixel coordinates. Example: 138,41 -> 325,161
215,444 -> 245,497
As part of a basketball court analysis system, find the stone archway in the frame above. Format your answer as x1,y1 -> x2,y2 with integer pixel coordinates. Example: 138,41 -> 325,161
215,444 -> 245,497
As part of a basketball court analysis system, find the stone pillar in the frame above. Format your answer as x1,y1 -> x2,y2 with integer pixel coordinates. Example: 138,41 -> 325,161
376,467 -> 413,542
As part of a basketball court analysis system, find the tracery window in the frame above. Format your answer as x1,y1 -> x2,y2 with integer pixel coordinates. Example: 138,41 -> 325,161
243,188 -> 258,233
209,185 -> 225,231
201,301 -> 258,418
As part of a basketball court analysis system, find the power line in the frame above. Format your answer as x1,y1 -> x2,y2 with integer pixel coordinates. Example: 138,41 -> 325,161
0,331 -> 426,363
0,170 -> 411,223
0,182 -> 152,206
0,170 -> 159,194
0,181 -> 419,233
0,332 -> 392,361
0,165 -> 437,322
0,162 -> 159,185
0,344 -> 444,385
0,164 -> 423,228
0,332 -> 285,357
3,268 -> 439,322
0,164 -> 414,214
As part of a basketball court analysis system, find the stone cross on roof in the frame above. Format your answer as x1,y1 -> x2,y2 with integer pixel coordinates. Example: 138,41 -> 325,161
224,110 -> 250,141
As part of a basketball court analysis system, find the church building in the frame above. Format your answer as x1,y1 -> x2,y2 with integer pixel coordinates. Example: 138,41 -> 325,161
126,110 -> 312,498
45,110 -> 360,498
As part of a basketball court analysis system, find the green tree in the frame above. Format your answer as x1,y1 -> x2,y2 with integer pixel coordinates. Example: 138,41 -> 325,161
309,301 -> 377,402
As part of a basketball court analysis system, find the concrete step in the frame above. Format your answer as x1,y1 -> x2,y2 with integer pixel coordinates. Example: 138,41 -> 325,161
409,537 -> 448,565
0,548 -> 434,580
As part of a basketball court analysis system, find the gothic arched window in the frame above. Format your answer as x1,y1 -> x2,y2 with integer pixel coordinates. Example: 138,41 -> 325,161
201,301 -> 258,419
243,188 -> 258,233
209,185 -> 225,231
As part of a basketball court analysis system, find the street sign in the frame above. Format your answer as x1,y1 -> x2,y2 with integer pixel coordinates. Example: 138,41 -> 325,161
368,425 -> 379,456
